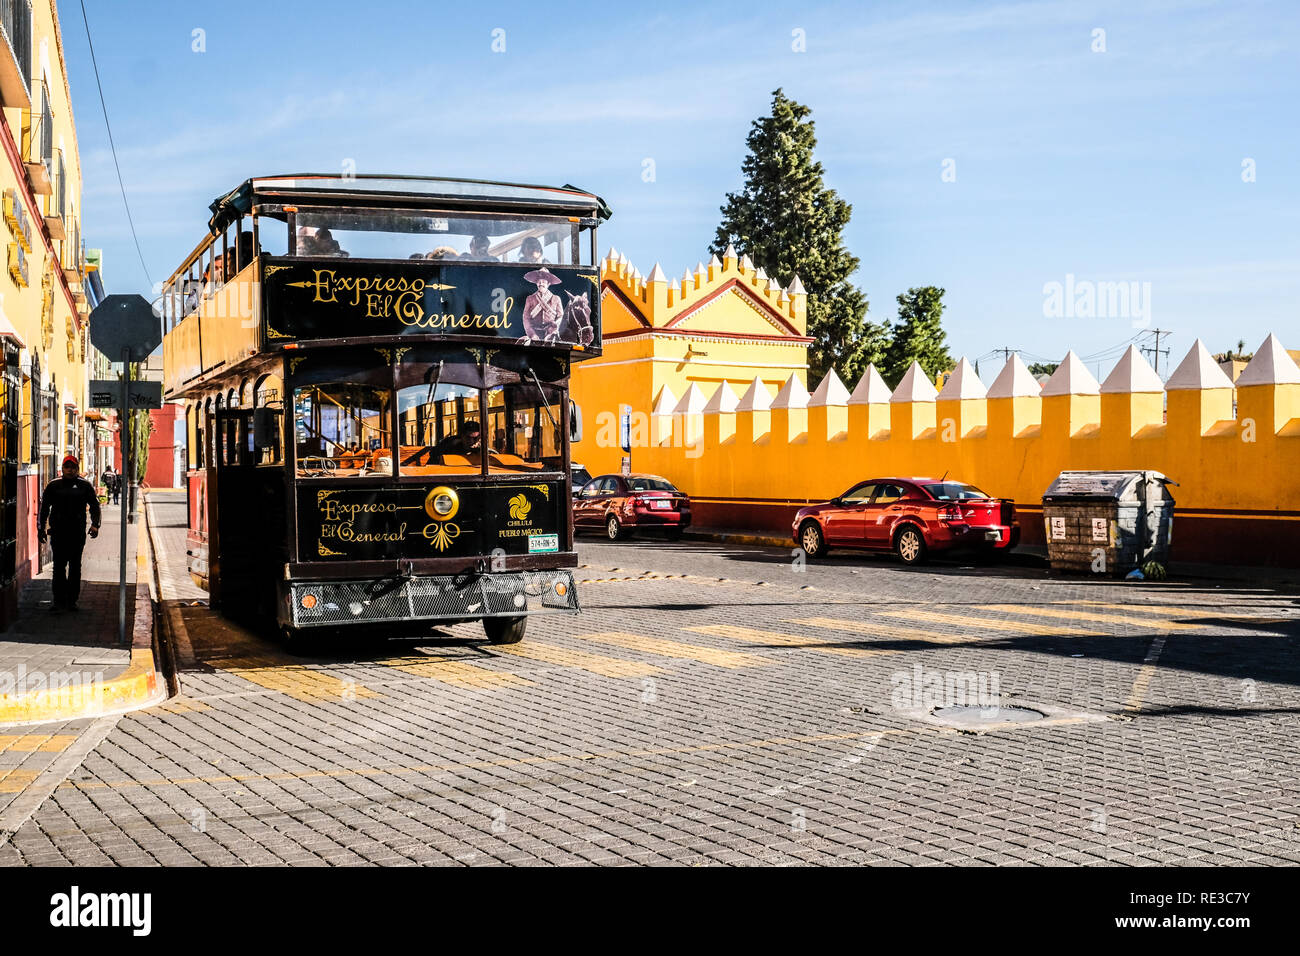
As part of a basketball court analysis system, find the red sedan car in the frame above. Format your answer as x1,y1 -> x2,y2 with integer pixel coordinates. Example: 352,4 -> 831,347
574,473 -> 692,541
793,477 -> 1019,564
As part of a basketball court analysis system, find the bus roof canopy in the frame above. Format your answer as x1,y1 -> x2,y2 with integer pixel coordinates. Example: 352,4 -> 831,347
208,174 -> 611,233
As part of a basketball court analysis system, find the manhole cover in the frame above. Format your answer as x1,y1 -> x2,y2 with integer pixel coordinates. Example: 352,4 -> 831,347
931,705 -> 1045,726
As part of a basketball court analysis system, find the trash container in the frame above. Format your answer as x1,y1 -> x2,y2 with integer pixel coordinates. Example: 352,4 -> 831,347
1041,470 -> 1176,575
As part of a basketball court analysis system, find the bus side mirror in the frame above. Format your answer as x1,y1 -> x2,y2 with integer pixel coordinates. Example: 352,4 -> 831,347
253,408 -> 279,448
569,400 -> 582,443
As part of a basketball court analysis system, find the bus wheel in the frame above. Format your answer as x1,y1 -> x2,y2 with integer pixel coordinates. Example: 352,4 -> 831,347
484,615 -> 527,645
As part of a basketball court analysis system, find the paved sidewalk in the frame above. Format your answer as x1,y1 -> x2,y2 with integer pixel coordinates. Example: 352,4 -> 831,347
0,501 -> 161,727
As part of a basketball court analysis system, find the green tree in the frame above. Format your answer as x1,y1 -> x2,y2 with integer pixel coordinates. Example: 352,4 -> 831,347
883,287 -> 953,387
711,89 -> 887,383
1028,362 -> 1059,376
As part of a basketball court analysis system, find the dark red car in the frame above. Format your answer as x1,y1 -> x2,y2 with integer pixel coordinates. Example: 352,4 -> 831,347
574,473 -> 691,541
793,477 -> 1019,564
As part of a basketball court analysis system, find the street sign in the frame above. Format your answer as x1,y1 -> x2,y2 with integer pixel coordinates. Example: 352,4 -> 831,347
619,403 -> 632,453
89,379 -> 162,410
89,294 -> 162,363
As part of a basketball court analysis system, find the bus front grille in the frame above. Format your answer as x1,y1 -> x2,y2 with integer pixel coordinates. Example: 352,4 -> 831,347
286,570 -> 579,627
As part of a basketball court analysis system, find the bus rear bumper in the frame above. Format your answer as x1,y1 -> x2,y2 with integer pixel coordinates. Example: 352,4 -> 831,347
283,570 -> 580,629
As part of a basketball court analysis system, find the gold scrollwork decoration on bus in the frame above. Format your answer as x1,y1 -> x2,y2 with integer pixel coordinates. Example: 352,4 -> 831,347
528,484 -> 551,500
265,325 -> 292,339
420,521 -> 461,552
318,541 -> 344,557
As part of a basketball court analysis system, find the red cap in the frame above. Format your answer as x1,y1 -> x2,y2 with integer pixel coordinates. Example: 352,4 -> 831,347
62,454 -> 78,467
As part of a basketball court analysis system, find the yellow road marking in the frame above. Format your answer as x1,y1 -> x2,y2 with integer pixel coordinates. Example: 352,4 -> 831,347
581,631 -> 774,668
208,656 -> 378,704
378,656 -> 534,690
792,617 -> 968,645
1124,635 -> 1169,714
688,624 -> 899,658
0,734 -> 77,753
979,604 -> 1203,631
0,768 -> 39,793
490,641 -> 663,678
154,699 -> 213,714
880,609 -> 1094,637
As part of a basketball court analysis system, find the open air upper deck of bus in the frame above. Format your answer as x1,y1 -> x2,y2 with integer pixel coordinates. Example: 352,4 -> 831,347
161,173 -> 607,399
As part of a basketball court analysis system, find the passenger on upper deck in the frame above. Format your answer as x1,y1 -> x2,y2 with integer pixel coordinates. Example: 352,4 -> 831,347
425,246 -> 460,260
461,234 -> 498,262
518,236 -> 546,264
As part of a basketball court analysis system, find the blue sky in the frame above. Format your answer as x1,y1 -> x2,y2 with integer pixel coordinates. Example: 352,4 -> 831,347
63,0 -> 1299,382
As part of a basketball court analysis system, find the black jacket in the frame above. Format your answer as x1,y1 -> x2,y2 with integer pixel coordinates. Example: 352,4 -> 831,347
39,476 -> 102,537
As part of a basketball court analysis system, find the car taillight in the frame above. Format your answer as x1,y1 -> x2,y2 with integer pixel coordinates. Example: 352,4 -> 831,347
939,505 -> 962,520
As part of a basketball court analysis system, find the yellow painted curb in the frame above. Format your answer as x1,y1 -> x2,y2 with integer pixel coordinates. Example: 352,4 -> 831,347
0,647 -> 161,725
0,509 -> 167,727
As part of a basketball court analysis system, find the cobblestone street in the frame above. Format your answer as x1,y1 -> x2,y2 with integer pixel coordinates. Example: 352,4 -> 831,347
1,492 -> 1298,866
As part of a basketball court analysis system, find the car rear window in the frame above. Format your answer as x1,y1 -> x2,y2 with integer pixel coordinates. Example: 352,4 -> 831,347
924,482 -> 990,500
627,477 -> 677,492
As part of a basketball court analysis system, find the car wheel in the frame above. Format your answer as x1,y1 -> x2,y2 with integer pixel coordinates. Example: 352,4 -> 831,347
895,526 -> 927,565
484,615 -> 527,645
799,520 -> 827,559
606,515 -> 625,541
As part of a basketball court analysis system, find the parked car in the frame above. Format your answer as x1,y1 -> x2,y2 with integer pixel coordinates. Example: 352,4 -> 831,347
573,473 -> 692,540
570,462 -> 593,498
792,477 -> 1019,565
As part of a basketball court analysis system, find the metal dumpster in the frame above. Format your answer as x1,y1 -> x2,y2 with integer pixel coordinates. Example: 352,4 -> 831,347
1041,471 -> 1176,575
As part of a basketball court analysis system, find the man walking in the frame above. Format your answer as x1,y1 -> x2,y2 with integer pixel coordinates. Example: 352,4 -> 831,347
38,455 -> 101,612
101,463 -> 119,505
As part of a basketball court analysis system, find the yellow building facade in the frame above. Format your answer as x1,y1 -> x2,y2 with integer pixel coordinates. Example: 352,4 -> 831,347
572,248 -> 1300,568
571,244 -> 811,477
0,0 -> 90,622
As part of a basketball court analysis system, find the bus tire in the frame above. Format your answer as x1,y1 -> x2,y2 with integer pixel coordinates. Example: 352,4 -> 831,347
484,615 -> 527,645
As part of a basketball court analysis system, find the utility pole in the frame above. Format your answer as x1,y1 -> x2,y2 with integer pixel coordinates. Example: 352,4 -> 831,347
1141,329 -> 1171,377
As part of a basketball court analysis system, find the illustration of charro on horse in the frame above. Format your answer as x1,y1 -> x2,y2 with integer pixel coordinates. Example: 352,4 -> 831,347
520,268 -> 594,347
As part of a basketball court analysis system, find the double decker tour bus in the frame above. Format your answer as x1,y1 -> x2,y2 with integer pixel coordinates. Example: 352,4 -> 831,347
161,174 -> 609,644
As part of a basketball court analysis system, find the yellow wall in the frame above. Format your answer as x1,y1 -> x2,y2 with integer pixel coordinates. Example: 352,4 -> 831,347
0,0 -> 87,464
570,248 -> 1300,563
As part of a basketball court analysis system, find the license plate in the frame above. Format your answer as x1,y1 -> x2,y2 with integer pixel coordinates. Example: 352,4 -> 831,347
528,534 -> 559,553
651,500 -> 671,510
984,530 -> 1001,541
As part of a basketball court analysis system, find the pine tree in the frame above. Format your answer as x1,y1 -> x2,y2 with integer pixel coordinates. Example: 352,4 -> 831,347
711,89 -> 886,383
884,287 -> 953,387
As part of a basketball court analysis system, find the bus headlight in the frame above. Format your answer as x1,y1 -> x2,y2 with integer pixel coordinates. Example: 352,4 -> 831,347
425,486 -> 460,521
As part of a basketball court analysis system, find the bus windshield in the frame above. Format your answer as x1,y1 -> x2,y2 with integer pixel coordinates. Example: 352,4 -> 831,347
281,208 -> 593,265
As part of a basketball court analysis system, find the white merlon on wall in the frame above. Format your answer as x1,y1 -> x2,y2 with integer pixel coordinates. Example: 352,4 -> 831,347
891,362 -> 939,403
1165,339 -> 1235,390
1040,350 -> 1100,397
1100,345 -> 1164,394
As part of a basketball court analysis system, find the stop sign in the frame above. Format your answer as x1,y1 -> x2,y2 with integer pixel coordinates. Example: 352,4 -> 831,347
89,294 -> 162,363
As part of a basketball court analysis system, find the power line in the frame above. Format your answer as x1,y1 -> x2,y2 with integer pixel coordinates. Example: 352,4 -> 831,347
79,0 -> 152,288
1140,328 -> 1172,377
